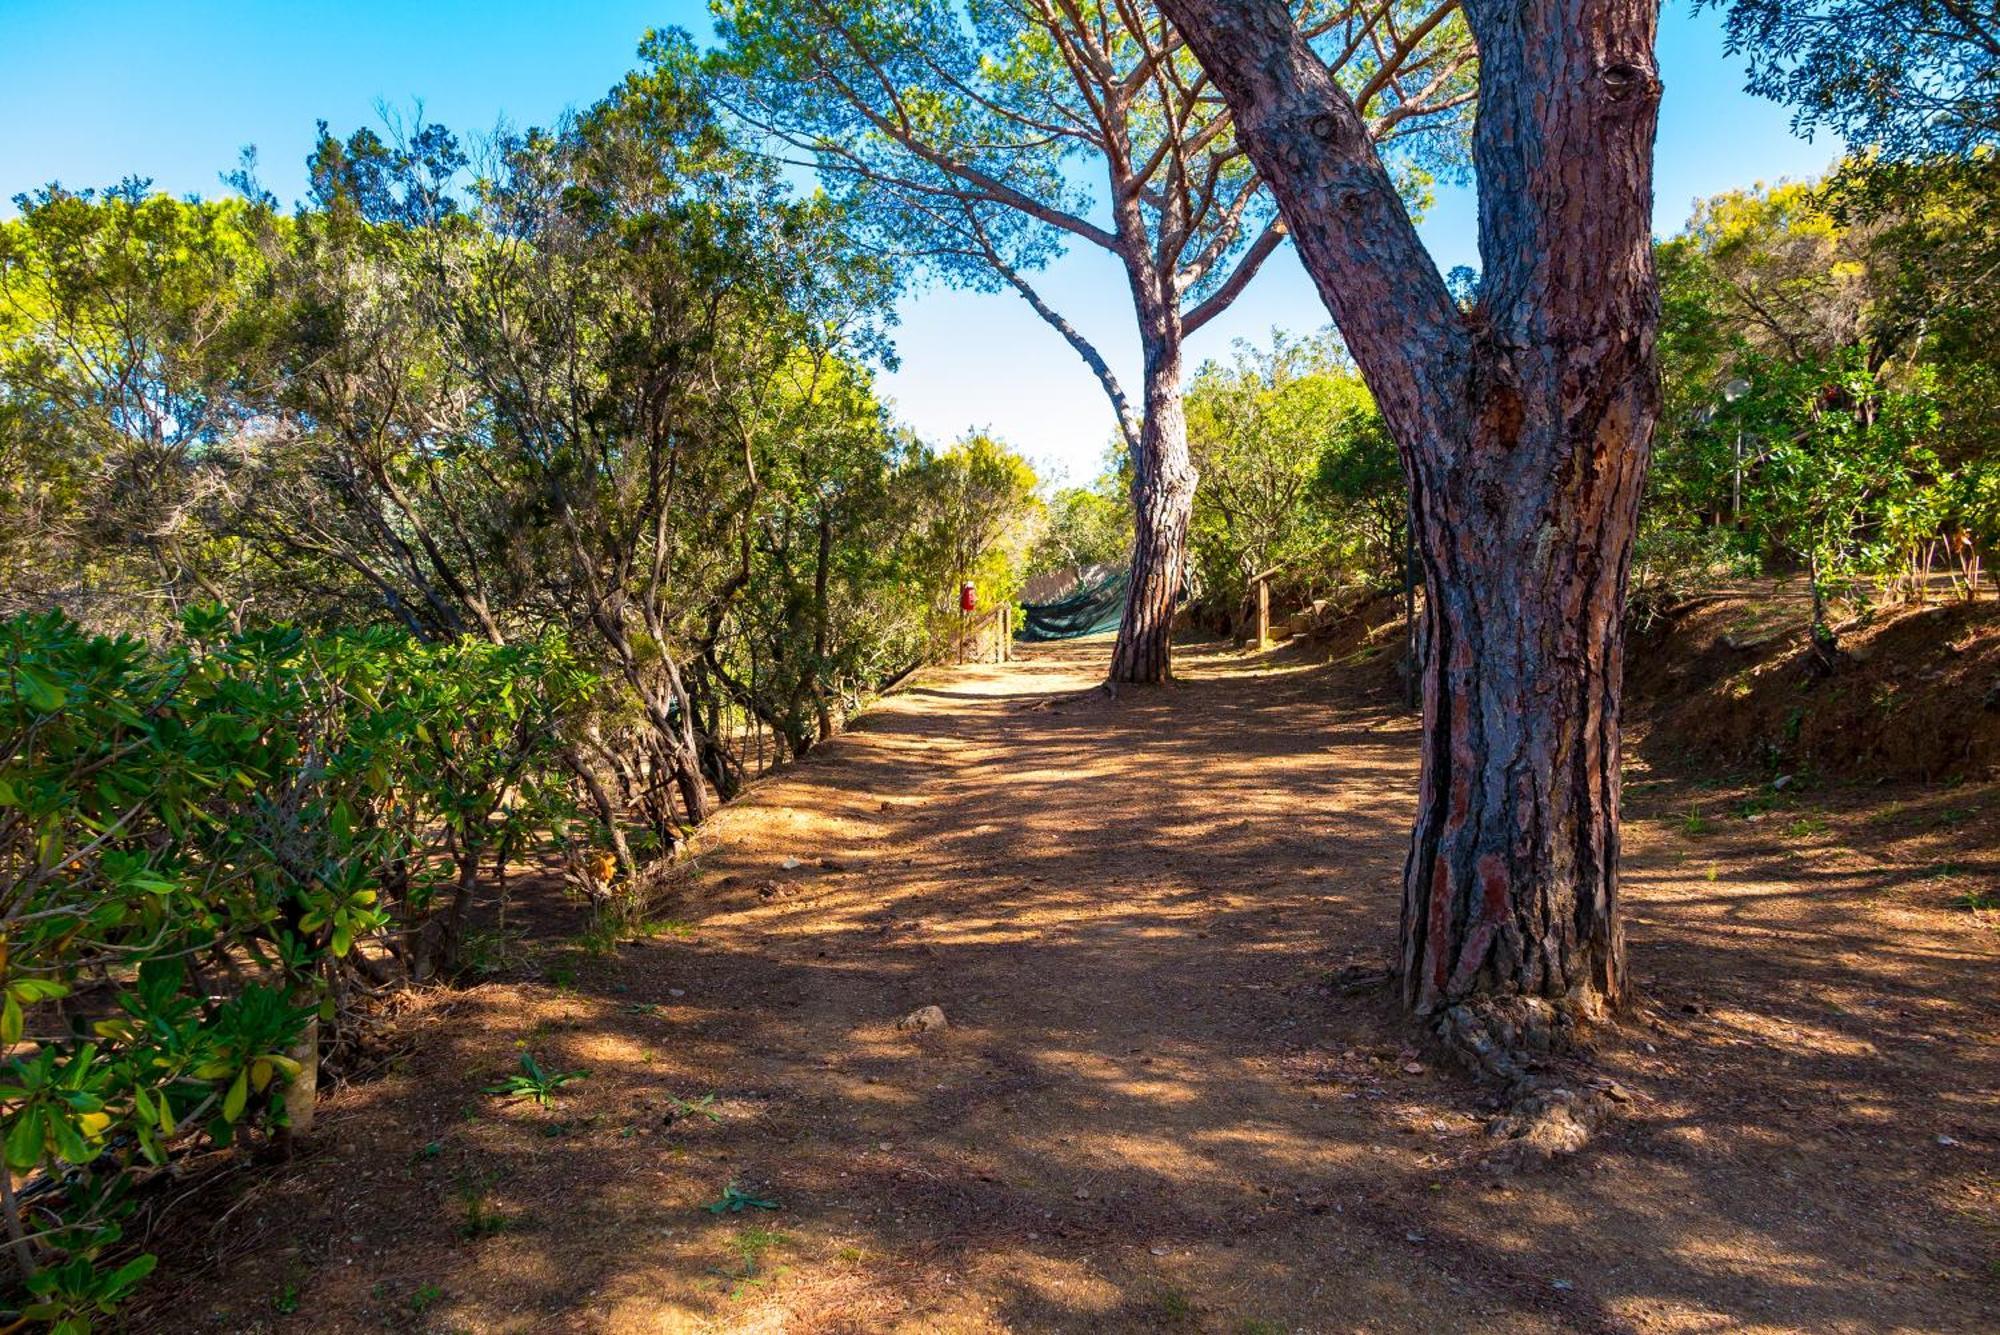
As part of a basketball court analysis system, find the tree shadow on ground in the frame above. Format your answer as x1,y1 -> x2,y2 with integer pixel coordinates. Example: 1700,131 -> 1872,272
134,639 -> 1998,1334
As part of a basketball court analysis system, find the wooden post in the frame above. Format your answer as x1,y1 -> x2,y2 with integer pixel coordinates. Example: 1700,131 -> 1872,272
1254,577 -> 1271,649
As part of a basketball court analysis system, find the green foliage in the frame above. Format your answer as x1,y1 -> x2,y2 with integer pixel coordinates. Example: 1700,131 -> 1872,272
1647,160 -> 1998,630
485,1053 -> 587,1107
1027,478 -> 1132,581
704,1180 -> 780,1214
664,1092 -> 724,1125
0,186 -> 269,621
0,609 -> 589,1323
1705,0 -> 1998,159
899,433 -> 1041,642
1182,332 -> 1402,628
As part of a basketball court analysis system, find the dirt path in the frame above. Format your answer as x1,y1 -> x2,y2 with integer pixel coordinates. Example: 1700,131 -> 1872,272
150,639 -> 1996,1334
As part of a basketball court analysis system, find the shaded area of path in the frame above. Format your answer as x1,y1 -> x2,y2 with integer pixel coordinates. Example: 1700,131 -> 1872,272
146,639 -> 1996,1333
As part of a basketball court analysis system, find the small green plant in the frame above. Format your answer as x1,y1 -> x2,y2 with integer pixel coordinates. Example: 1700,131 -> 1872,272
410,1282 -> 443,1313
666,1093 -> 724,1125
456,1172 -> 512,1239
485,1053 -> 586,1106
1949,889 -> 1996,911
19,1254 -> 159,1331
568,920 -> 621,957
709,1225 -> 790,1298
1783,815 -> 1828,838
1679,808 -> 1711,837
272,1277 -> 302,1314
705,1180 -> 780,1214
1154,1286 -> 1195,1323
730,1225 -> 788,1269
1734,792 -> 1783,819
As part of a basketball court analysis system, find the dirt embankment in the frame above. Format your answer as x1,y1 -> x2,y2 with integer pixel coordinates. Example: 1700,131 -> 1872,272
1627,587 -> 2000,782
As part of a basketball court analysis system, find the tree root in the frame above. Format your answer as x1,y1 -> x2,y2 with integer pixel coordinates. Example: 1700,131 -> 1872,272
1431,995 -> 1637,1172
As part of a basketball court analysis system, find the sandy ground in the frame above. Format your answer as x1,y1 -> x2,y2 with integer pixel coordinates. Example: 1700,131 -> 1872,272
142,638 -> 1997,1334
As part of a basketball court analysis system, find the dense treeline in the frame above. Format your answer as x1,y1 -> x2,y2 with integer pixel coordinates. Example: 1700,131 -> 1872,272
0,48 -> 1038,1327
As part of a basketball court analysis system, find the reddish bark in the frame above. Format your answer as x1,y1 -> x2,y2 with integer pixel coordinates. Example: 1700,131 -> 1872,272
1160,0 -> 1663,1050
1111,318 -> 1196,684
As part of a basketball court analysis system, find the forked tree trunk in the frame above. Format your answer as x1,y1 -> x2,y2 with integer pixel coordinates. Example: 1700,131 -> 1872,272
1109,327 -> 1196,684
1163,0 -> 1663,1061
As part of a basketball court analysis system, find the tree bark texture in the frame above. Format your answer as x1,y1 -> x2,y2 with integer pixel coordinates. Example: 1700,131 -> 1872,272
1109,317 -> 1197,684
1161,0 -> 1663,1046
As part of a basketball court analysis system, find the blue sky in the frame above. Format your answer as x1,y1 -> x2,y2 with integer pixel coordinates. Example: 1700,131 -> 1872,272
0,1 -> 1841,479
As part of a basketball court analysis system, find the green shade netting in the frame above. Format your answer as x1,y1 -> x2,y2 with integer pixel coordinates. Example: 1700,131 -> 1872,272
1017,569 -> 1127,640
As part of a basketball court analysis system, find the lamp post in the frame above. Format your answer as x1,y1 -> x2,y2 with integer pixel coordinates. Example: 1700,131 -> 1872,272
1722,377 -> 1751,528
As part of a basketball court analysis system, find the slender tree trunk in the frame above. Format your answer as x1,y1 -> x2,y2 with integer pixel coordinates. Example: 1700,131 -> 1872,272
812,508 -> 836,743
1110,322 -> 1196,684
1162,0 -> 1663,1063
563,744 -> 638,879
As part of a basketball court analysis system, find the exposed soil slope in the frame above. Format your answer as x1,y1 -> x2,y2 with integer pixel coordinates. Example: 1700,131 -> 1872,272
139,639 -> 1997,1334
1628,584 -> 2000,781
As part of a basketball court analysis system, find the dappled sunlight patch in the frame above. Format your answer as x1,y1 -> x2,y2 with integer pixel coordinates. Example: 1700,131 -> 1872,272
135,639 -> 2000,1332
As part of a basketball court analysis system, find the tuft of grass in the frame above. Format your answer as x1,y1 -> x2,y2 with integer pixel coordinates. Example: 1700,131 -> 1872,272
455,1171 -> 513,1239
568,919 -> 622,956
1783,814 -> 1828,838
706,1224 -> 791,1299
410,1282 -> 443,1314
730,1225 -> 789,1270
1678,808 -> 1711,837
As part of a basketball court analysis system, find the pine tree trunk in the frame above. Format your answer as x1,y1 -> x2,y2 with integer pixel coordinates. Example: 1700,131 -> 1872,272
1160,0 -> 1663,1063
1399,355 -> 1649,1049
1109,329 -> 1195,684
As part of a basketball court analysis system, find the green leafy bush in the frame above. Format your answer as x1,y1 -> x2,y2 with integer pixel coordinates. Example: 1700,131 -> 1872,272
0,610 -> 592,1328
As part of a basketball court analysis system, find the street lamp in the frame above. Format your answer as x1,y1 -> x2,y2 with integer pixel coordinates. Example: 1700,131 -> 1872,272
1721,377 -> 1751,527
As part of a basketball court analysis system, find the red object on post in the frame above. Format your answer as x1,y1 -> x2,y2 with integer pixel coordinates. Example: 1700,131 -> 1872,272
960,582 -> 977,613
